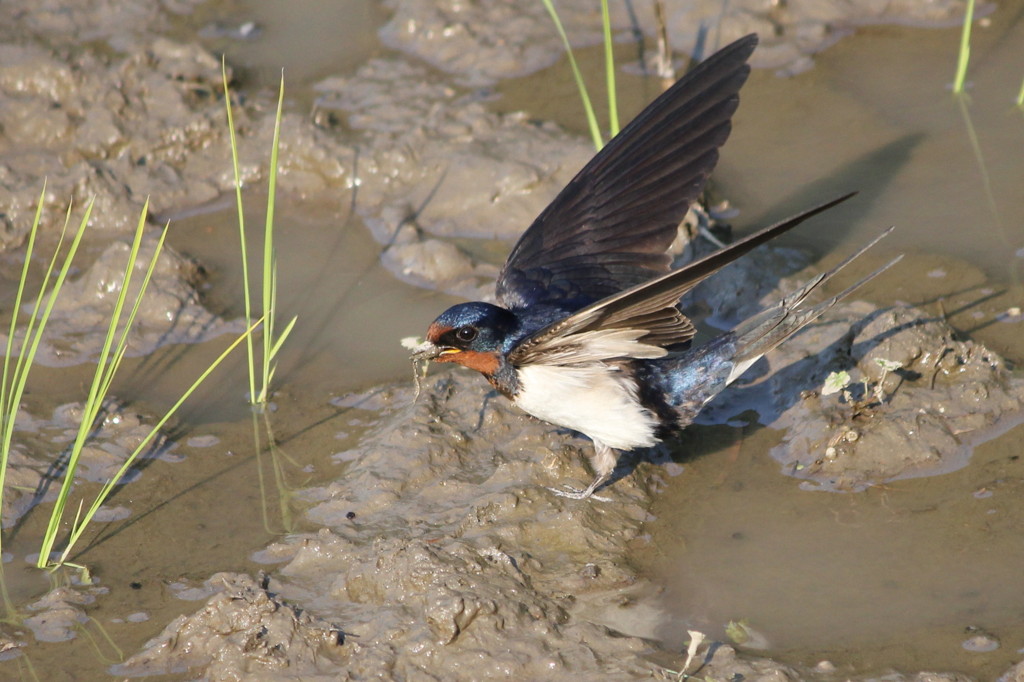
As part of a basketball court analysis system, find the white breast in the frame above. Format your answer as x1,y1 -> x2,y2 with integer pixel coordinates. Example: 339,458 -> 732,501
513,363 -> 659,451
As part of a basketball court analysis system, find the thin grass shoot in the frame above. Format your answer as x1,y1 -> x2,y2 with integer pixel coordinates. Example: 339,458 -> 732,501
952,0 -> 976,94
37,201 -> 161,567
0,193 -> 94,555
222,59 -> 258,404
256,74 -> 297,405
223,66 -> 296,406
540,0 -> 603,149
599,0 -> 619,136
0,186 -> 48,552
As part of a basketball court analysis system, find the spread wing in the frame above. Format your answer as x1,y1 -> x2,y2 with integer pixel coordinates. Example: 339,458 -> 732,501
495,34 -> 758,313
508,194 -> 857,366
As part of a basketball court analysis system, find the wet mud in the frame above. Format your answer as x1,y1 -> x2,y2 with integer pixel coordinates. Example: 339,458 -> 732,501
122,376 -> 664,679
113,573 -> 346,679
31,238 -> 240,366
313,57 -> 594,299
0,0 -> 1021,680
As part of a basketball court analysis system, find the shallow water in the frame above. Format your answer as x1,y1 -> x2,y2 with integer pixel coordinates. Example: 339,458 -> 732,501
182,0 -> 389,89
642,419 -> 1024,677
718,18 -> 1024,287
2,1 -> 1023,680
160,201 -> 455,413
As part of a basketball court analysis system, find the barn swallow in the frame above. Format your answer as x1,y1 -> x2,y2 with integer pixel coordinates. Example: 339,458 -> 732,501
410,34 -> 899,500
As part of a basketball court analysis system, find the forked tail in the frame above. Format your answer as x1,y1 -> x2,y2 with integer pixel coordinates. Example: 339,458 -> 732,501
728,227 -> 901,377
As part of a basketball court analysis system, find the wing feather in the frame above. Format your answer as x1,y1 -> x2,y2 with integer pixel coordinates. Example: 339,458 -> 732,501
509,194 -> 857,366
496,35 -> 759,311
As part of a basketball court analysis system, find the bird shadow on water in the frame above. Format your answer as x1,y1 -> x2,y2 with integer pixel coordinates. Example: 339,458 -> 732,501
742,133 -> 924,240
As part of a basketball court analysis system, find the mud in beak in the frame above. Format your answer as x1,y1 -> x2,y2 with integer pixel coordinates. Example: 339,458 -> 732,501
409,341 -> 459,401
409,340 -> 445,362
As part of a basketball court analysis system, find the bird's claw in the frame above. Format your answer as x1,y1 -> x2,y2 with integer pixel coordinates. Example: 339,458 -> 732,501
546,485 -> 612,502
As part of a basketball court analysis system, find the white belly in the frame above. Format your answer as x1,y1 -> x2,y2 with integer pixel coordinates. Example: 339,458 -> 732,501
513,364 -> 659,451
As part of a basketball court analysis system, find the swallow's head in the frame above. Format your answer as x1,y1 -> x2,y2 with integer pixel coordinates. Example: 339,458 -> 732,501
411,302 -> 519,376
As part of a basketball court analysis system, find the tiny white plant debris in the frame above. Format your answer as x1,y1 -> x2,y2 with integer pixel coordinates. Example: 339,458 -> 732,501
873,357 -> 903,402
874,357 -> 903,372
682,630 -> 706,675
822,370 -> 851,396
400,336 -> 425,350
997,306 -> 1023,323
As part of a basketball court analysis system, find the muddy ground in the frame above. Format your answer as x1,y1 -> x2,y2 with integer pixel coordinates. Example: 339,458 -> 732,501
0,0 -> 1022,680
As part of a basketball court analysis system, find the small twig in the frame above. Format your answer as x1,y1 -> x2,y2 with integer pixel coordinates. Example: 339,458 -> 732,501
652,0 -> 675,89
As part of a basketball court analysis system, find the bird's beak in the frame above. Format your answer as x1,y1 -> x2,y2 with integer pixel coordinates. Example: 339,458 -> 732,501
409,341 -> 459,362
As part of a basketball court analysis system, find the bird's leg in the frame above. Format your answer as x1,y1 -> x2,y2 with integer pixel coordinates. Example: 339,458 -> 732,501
549,472 -> 612,501
547,442 -> 617,501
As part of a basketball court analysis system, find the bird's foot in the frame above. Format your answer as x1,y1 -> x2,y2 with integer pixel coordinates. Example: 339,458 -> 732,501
546,485 -> 612,502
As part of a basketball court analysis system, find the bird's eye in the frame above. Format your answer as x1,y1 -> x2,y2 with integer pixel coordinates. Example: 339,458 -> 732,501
455,326 -> 478,342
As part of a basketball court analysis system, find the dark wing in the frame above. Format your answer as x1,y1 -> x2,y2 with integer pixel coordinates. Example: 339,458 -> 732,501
508,194 -> 857,366
495,34 -> 758,312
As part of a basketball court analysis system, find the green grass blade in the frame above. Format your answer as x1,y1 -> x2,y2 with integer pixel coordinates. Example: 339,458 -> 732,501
259,73 -> 286,404
9,202 -> 76,412
0,185 -> 48,553
223,59 -> 257,404
1016,76 -> 1024,107
40,199 -> 145,566
540,0 -> 603,150
56,318 -> 264,566
1,185 -> 46,416
1,197 -> 68,549
266,315 -> 297,361
952,0 -> 976,94
40,201 -> 163,567
264,261 -> 282,360
600,0 -> 619,136
94,202 -> 154,397
22,200 -> 94,394
32,200 -> 97,566
0,187 -> 46,407
73,205 -> 149,433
